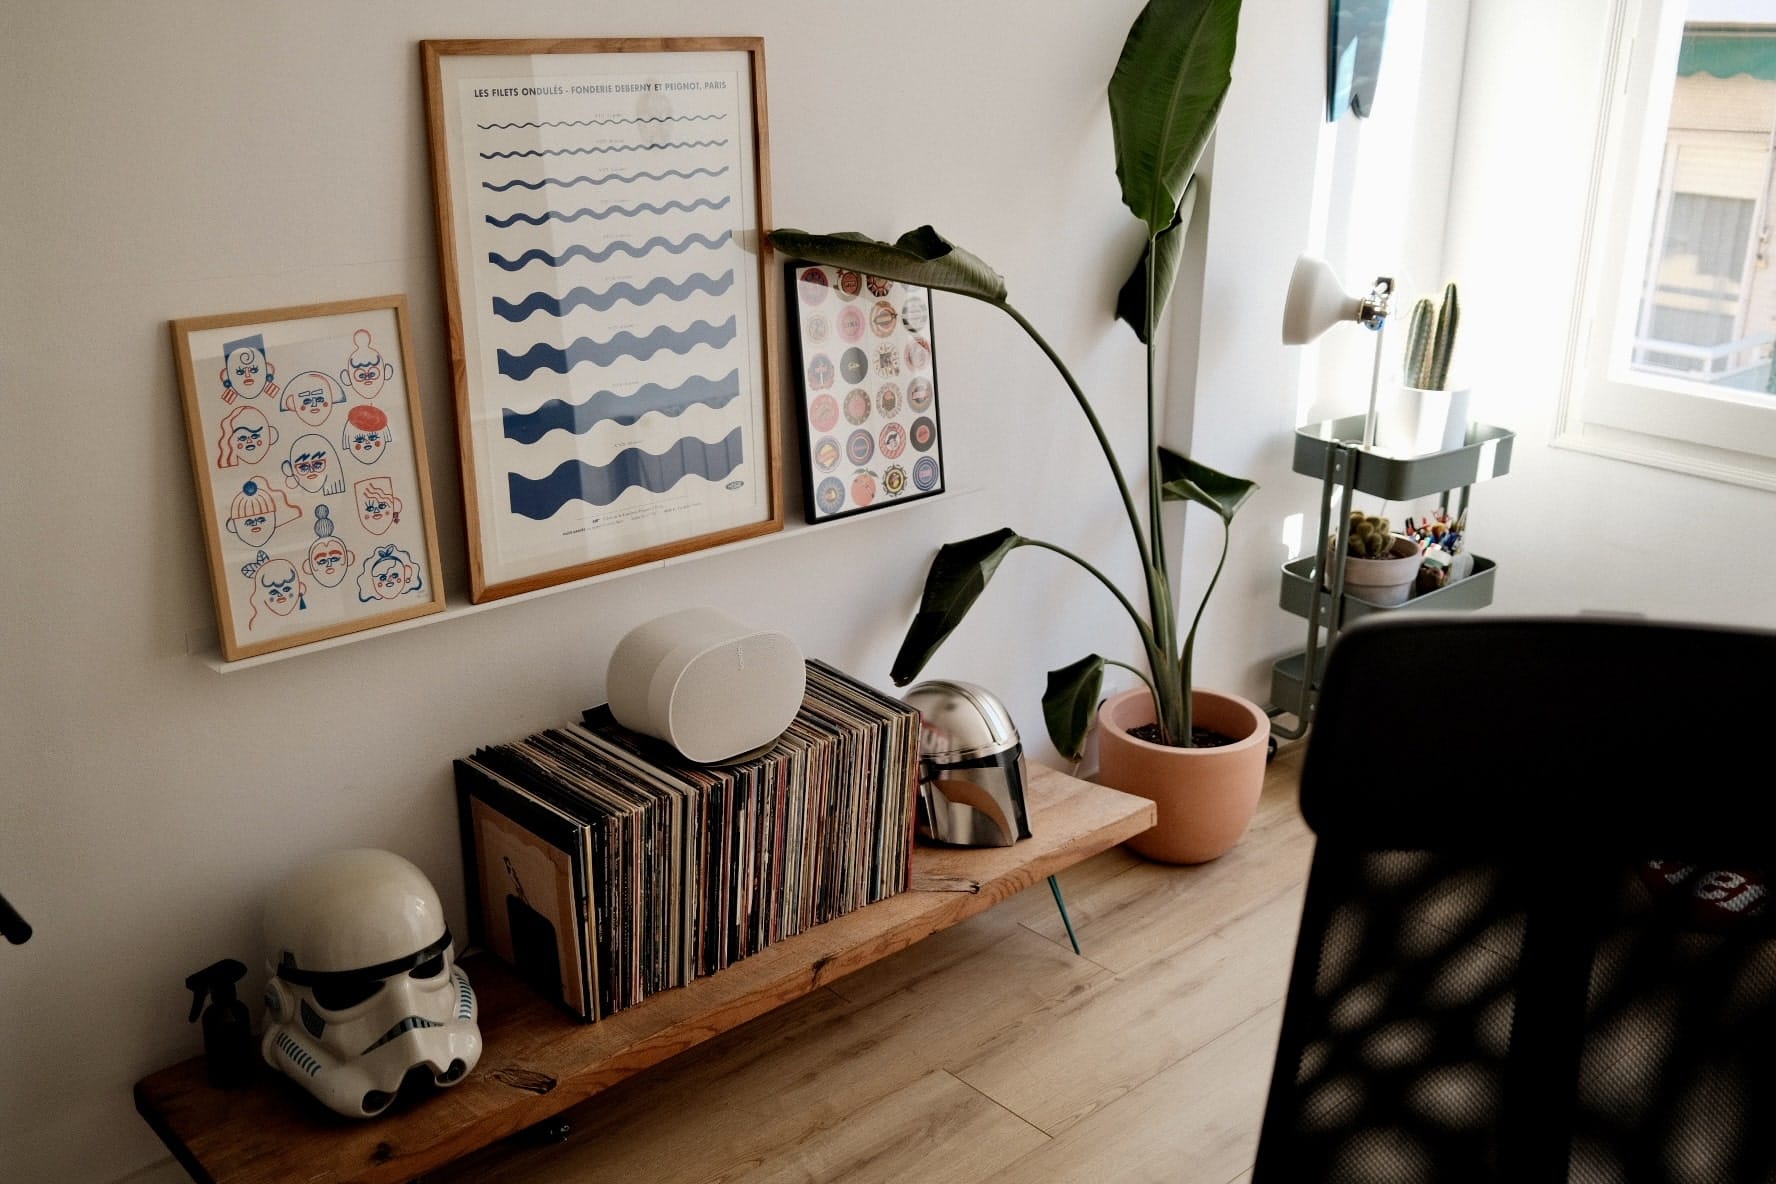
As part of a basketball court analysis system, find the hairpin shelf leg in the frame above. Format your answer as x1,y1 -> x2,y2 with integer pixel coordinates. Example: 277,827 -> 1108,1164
1048,874 -> 1081,956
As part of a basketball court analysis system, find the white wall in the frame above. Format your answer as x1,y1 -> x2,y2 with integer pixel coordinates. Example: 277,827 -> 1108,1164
0,2 -> 1250,1180
1176,0 -> 1473,706
20,3 -> 1746,1181
1445,0 -> 1776,625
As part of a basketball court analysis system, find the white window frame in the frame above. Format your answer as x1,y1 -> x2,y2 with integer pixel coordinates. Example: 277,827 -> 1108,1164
1557,0 -> 1776,491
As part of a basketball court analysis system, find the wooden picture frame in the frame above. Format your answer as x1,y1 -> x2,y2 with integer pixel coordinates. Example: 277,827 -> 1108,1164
422,38 -> 783,602
172,296 -> 446,661
783,262 -> 946,522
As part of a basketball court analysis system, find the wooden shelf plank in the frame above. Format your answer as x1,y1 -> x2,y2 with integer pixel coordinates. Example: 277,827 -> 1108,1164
135,764 -> 1155,1184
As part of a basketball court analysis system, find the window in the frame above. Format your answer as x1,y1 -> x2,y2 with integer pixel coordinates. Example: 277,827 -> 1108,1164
1637,191 -> 1758,378
1559,0 -> 1776,487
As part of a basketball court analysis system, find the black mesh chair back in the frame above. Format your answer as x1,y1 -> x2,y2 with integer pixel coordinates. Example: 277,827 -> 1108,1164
1252,616 -> 1776,1184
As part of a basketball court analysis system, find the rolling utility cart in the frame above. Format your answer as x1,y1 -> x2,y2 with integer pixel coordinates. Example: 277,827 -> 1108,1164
1268,415 -> 1515,738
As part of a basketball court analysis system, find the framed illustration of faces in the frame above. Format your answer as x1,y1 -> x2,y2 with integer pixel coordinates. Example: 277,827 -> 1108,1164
784,263 -> 945,522
423,38 -> 784,603
171,296 -> 446,661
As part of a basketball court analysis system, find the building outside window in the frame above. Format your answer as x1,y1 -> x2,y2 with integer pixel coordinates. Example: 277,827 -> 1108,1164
1632,23 -> 1776,393
1558,0 -> 1776,488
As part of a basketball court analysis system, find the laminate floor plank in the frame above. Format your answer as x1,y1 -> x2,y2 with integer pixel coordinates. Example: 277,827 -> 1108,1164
1016,750 -> 1312,972
439,754 -> 1310,1184
992,844 -> 1146,930
447,986 -> 856,1184
977,1002 -> 1284,1184
448,923 -> 1106,1183
824,895 -> 1070,1008
951,885 -> 1306,1137
740,1070 -> 1049,1184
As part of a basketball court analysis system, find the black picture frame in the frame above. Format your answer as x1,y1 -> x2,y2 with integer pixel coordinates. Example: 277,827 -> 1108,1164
1328,0 -> 1392,120
782,262 -> 946,523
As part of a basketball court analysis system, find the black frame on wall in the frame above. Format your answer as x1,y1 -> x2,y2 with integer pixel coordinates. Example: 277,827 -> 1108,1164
781,261 -> 946,524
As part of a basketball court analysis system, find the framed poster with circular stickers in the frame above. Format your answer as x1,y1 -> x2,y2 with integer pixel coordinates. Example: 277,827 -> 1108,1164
784,263 -> 944,522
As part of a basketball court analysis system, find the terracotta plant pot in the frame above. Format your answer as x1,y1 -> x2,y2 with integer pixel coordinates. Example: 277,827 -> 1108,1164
1335,534 -> 1422,607
1096,687 -> 1269,864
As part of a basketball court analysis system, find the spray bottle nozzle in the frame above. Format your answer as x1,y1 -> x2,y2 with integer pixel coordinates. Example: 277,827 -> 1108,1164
185,958 -> 248,1023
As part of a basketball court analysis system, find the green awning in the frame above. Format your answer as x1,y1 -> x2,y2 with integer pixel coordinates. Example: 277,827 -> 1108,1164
1679,30 -> 1776,81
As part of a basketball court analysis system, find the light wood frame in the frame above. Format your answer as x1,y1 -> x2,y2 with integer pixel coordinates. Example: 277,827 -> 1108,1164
172,296 -> 447,661
422,38 -> 784,602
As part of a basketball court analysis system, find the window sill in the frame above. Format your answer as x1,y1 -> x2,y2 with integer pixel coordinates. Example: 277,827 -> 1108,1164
1552,418 -> 1776,492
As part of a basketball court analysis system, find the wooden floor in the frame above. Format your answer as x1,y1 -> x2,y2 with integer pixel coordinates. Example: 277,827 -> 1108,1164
435,744 -> 1313,1184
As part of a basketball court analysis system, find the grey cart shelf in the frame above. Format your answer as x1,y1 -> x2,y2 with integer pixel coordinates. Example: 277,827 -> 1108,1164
1278,553 -> 1498,628
1293,415 -> 1514,499
1269,418 -> 1515,737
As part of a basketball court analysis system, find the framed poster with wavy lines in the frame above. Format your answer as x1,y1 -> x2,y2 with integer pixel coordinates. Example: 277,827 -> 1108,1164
423,38 -> 783,602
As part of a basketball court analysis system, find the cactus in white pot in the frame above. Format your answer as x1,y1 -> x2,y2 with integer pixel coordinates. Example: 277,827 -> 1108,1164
1403,282 -> 1459,391
1376,280 -> 1467,456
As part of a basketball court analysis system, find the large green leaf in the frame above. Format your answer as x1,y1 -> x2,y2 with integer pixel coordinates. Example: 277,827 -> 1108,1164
1109,0 -> 1241,238
767,226 -> 1007,303
1115,177 -> 1199,342
1157,447 -> 1257,523
890,528 -> 1024,685
1042,654 -> 1107,762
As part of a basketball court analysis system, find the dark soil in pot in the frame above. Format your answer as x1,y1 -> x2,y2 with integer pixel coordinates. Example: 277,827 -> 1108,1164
1128,723 -> 1238,749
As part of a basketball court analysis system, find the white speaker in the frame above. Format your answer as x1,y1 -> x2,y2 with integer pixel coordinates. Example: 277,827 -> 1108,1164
606,607 -> 806,764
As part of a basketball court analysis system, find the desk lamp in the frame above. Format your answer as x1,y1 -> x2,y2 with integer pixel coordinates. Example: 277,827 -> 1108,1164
1281,255 -> 1393,445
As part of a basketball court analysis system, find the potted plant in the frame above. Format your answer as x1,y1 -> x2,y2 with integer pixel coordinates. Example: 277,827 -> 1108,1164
770,0 -> 1264,864
1374,282 -> 1469,457
1335,510 -> 1421,606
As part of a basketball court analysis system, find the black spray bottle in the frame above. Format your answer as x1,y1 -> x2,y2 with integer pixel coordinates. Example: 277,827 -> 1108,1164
185,959 -> 255,1088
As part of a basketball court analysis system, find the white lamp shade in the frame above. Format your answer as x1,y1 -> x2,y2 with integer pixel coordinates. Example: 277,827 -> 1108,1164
1282,255 -> 1365,345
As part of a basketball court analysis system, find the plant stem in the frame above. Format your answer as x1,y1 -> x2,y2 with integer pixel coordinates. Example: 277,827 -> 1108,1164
1105,658 -> 1157,697
996,298 -> 1183,743
1138,228 -> 1185,745
1017,538 -> 1158,653
1144,231 -> 1167,586
996,302 -> 1155,580
1176,519 -> 1231,745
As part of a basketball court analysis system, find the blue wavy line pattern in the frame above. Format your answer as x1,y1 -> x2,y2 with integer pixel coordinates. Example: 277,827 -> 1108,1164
493,271 -> 735,322
488,230 -> 732,272
498,317 -> 736,380
477,115 -> 728,129
485,195 -> 730,227
503,370 -> 741,442
478,140 -> 728,159
507,427 -> 744,520
482,167 -> 729,192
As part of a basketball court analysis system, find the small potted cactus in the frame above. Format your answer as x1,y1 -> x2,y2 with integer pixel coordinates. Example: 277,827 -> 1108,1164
1331,510 -> 1421,606
1374,282 -> 1471,457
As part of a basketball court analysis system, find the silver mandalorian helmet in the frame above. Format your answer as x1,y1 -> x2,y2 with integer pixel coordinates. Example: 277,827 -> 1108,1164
261,849 -> 482,1118
903,680 -> 1032,848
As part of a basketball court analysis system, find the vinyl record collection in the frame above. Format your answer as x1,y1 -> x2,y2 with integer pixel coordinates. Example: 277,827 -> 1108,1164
456,660 -> 920,1022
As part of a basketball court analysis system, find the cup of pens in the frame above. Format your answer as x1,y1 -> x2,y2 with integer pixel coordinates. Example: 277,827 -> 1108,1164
1407,508 -> 1469,595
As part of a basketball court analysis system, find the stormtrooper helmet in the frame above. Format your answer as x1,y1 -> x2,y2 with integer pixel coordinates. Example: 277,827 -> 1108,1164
261,849 -> 482,1118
